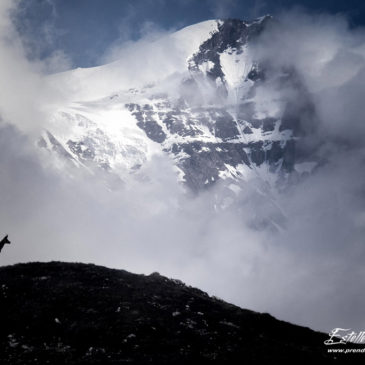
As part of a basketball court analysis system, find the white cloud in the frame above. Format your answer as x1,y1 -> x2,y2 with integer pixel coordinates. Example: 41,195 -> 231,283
1,3 -> 365,335
0,1 -> 68,135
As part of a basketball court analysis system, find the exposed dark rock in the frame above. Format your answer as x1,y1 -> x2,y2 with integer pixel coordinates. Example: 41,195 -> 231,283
46,132 -> 75,161
126,103 -> 167,143
188,17 -> 271,84
67,140 -> 96,161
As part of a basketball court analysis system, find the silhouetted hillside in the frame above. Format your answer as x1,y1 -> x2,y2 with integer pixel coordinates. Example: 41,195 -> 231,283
0,262 -> 356,364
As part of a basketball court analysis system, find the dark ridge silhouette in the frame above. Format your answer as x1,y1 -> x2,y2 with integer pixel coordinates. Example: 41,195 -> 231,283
0,262 -> 359,364
0,235 -> 10,253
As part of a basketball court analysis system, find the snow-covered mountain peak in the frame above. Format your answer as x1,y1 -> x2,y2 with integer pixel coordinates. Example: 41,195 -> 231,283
48,20 -> 222,103
48,17 -> 272,102
42,16 -> 317,199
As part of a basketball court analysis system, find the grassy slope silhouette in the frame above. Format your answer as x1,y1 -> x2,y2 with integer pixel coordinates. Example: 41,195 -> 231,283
0,262 -> 356,364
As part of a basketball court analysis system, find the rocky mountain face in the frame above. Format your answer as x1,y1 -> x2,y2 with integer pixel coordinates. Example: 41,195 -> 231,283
41,17 -> 318,193
0,262 -> 352,364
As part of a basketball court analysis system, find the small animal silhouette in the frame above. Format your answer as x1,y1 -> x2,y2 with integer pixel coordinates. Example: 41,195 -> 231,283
0,235 -> 11,253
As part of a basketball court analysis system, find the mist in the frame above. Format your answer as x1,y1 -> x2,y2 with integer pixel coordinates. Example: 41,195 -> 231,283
1,2 -> 365,334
